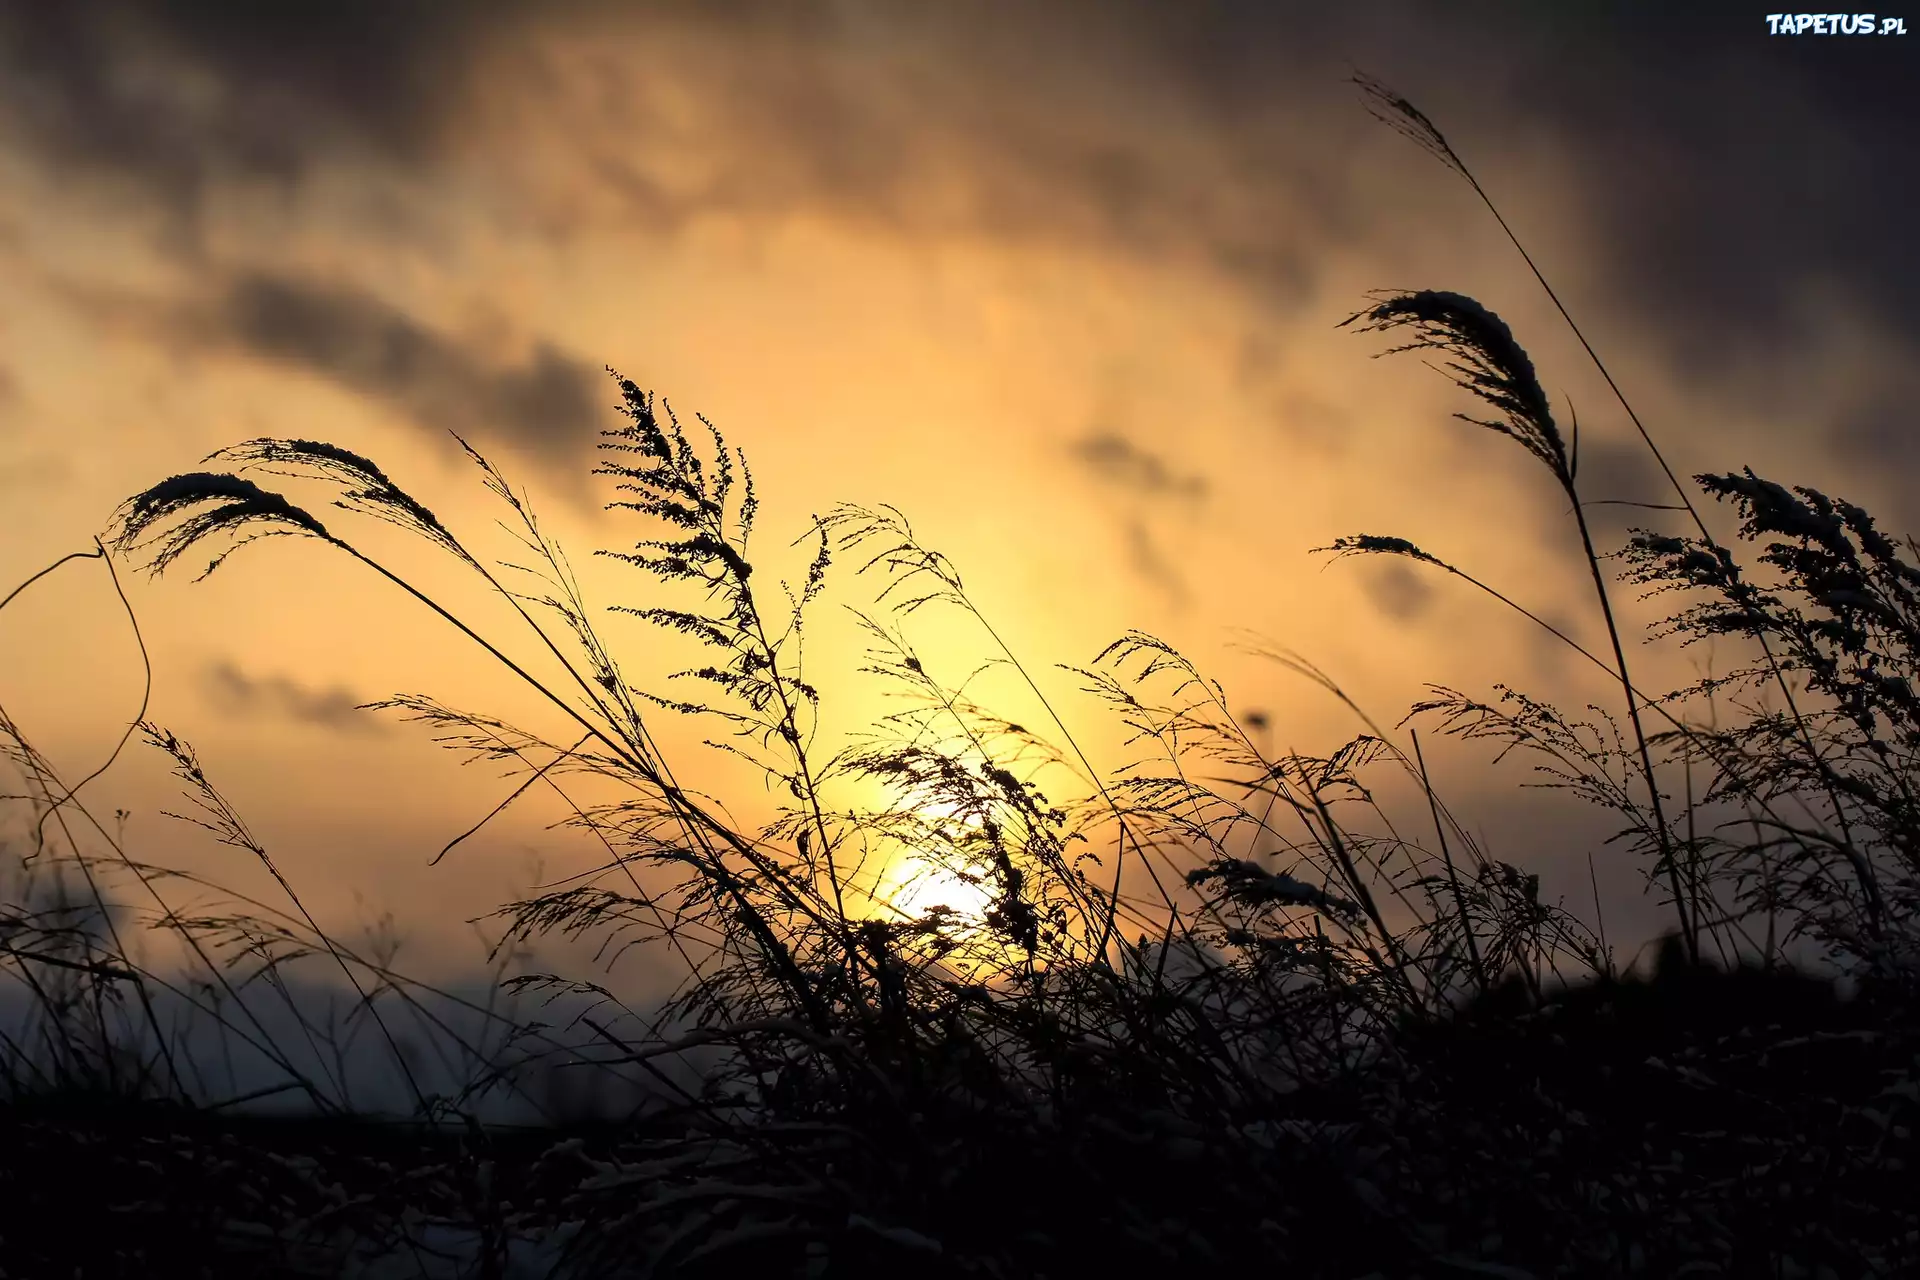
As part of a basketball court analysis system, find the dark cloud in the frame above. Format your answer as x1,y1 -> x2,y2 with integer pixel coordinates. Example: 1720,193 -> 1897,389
1830,370 -> 1920,533
6,1 -> 1910,379
1071,433 -> 1209,503
1572,436 -> 1679,545
208,273 -> 606,461
0,0 -> 511,237
0,1 -> 1358,304
200,658 -> 387,736
1478,1 -> 1918,378
1360,559 -> 1435,624
2,0 -> 1912,519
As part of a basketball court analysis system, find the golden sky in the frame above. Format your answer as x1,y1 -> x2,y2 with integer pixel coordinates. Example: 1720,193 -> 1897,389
2,0 -> 1914,1006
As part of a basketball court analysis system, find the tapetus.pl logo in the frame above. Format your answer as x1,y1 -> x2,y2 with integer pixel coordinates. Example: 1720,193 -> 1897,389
1765,12 -> 1908,33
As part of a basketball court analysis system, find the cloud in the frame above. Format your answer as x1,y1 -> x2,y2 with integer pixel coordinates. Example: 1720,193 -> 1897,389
1071,432 -> 1208,605
0,0 -> 511,239
1360,559 -> 1435,624
1494,1 -> 1920,381
1261,388 -> 1355,457
205,272 -> 607,462
1830,370 -> 1920,532
199,658 -> 387,736
1571,436 -> 1677,545
0,1 -> 1368,310
1071,433 -> 1209,503
1121,517 -> 1193,609
5,1 -> 1911,387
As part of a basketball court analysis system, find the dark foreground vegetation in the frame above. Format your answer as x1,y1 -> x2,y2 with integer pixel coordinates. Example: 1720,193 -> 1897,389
3,77 -> 1916,1279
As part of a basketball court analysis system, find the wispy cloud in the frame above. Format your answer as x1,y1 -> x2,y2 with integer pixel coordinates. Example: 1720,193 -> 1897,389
199,659 -> 387,736
1068,432 -> 1208,606
1071,433 -> 1209,503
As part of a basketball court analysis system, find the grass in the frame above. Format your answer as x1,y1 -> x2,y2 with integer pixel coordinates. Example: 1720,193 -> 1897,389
2,73 -> 1917,1278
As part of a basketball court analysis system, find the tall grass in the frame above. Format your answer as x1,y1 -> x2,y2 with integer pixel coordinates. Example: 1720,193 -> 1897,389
0,75 -> 1914,1278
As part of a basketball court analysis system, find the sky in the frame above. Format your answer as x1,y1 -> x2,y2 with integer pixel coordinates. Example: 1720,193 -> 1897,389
0,1 -> 1915,1085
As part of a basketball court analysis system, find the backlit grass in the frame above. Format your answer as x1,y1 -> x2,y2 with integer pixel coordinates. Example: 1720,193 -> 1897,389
2,74 -> 1915,1279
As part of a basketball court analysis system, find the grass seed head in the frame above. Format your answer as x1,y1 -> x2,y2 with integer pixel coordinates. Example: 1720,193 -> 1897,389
1343,289 -> 1568,485
212,437 -> 468,562
108,471 -> 331,580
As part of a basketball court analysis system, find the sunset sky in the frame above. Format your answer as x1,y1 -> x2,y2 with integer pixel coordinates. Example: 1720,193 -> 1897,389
1,0 -> 1914,1020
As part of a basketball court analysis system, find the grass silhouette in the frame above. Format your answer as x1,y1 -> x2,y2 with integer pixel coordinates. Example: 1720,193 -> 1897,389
1,74 -> 1916,1278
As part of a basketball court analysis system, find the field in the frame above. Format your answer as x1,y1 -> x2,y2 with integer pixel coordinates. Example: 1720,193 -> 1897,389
2,78 -> 1917,1279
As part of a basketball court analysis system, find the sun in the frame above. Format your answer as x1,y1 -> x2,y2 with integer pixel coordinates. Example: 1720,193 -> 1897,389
868,853 -> 1028,983
849,800 -> 1048,980
864,797 -> 1003,926
878,855 -> 998,923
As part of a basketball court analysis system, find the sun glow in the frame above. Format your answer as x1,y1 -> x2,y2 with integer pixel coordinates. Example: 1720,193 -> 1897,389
859,796 -> 1004,931
877,855 -> 998,923
867,850 -> 1028,984
848,795 -> 1056,979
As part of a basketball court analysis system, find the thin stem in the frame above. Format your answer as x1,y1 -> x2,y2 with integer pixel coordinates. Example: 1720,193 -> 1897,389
1412,728 -> 1485,994
1565,482 -> 1697,963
